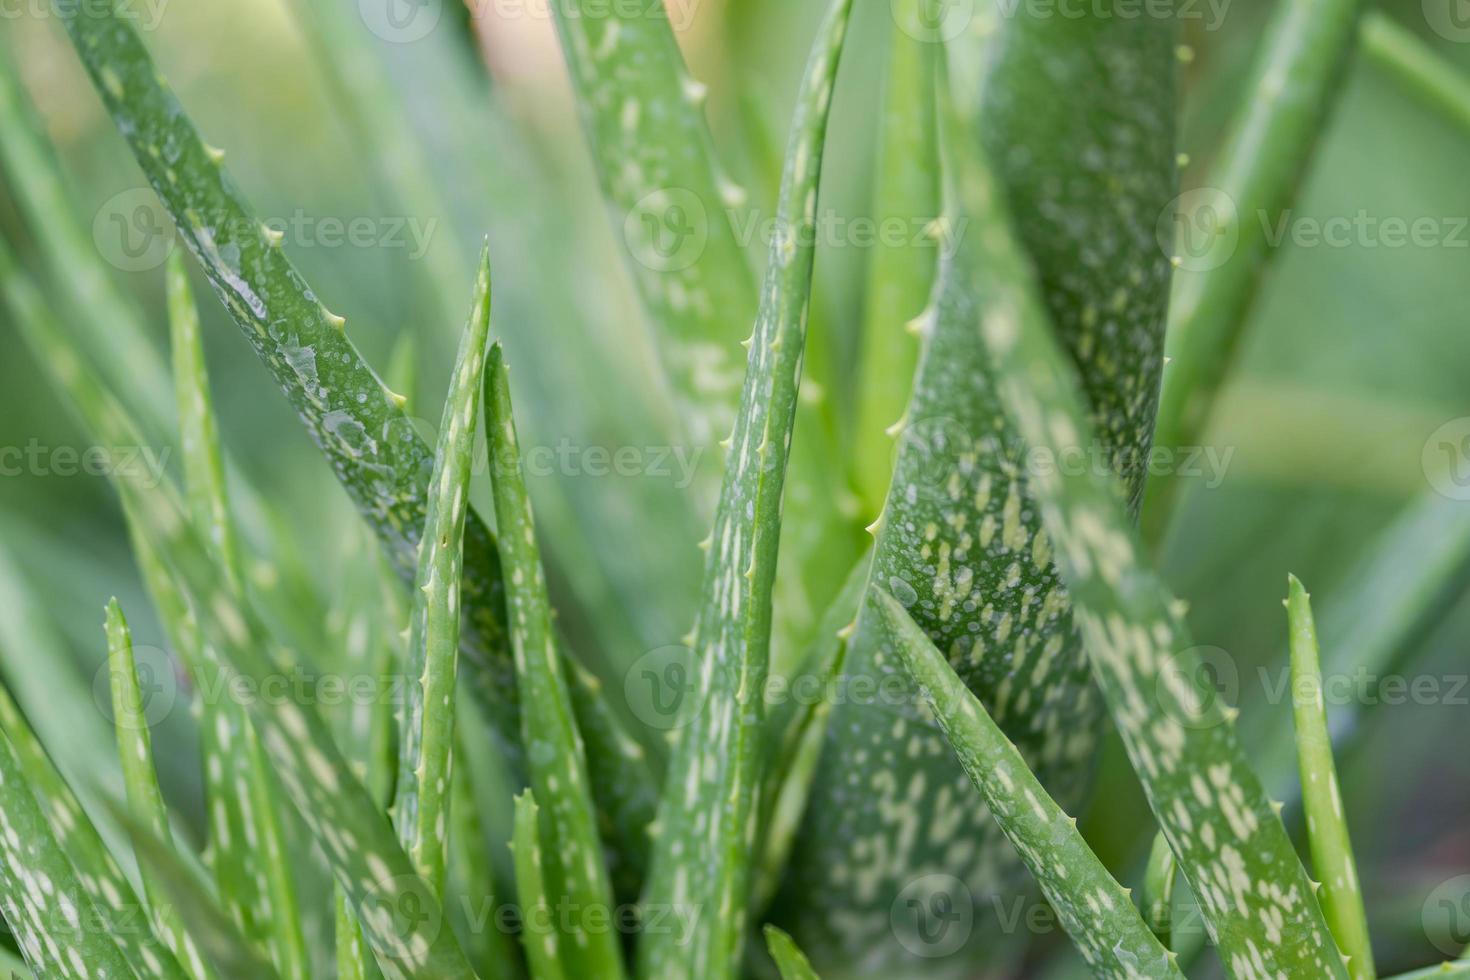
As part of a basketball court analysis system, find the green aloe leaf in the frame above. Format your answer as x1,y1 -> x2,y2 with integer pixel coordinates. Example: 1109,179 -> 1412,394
0,49 -> 173,431
873,588 -> 1182,979
1149,0 -> 1366,537
1361,13 -> 1470,132
167,250 -> 310,980
0,728 -> 141,979
393,246 -> 493,898
1,229 -> 474,976
0,680 -> 185,980
112,806 -> 284,980
947,68 -> 1347,977
105,599 -> 217,980
1287,575 -> 1373,980
54,2 -> 657,836
511,790 -> 566,980
636,0 -> 856,975
1143,831 -> 1178,949
52,0 -> 516,739
852,0 -> 938,516
0,946 -> 33,979
763,925 -> 821,980
486,343 -> 626,978
1384,964 -> 1470,979
780,7 -> 1178,968
547,0 -> 754,447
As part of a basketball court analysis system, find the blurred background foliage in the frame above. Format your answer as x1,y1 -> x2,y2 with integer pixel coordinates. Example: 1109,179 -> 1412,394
1,0 -> 1468,974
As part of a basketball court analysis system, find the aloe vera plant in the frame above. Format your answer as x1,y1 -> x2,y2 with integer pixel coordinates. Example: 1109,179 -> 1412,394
1,0 -> 1467,978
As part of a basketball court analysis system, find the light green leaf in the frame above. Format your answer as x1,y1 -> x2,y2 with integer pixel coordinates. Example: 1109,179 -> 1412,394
1287,575 -> 1373,980
105,599 -> 216,980
548,0 -> 754,446
872,589 -> 1182,980
511,791 -> 566,980
635,1 -> 856,976
112,805 -> 283,980
1361,13 -> 1470,132
394,245 -> 493,897
0,728 -> 140,979
166,249 -> 310,980
486,343 -> 626,978
763,925 -> 821,980
0,223 -> 475,975
0,681 -> 184,980
947,63 -> 1348,977
1143,831 -> 1178,949
852,0 -> 938,515
1149,0 -> 1366,537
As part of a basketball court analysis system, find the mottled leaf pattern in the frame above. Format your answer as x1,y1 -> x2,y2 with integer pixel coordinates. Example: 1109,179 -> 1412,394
779,8 -> 1178,971
486,344 -> 626,978
548,0 -> 754,446
105,600 -> 217,980
0,727 -> 140,980
511,791 -> 567,980
948,75 -> 1349,977
638,1 -> 855,975
873,589 -> 1183,979
393,246 -> 493,897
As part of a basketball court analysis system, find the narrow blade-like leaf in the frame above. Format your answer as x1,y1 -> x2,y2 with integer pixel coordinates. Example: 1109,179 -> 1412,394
1287,575 -> 1373,980
948,67 -> 1348,977
638,1 -> 855,974
105,599 -> 217,980
763,925 -> 821,980
1149,0 -> 1366,537
511,791 -> 566,980
1361,13 -> 1470,132
486,343 -> 626,978
852,0 -> 938,515
0,728 -> 140,979
167,249 -> 310,980
548,0 -> 754,446
873,589 -> 1182,979
394,246 -> 493,897
1143,831 -> 1178,949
